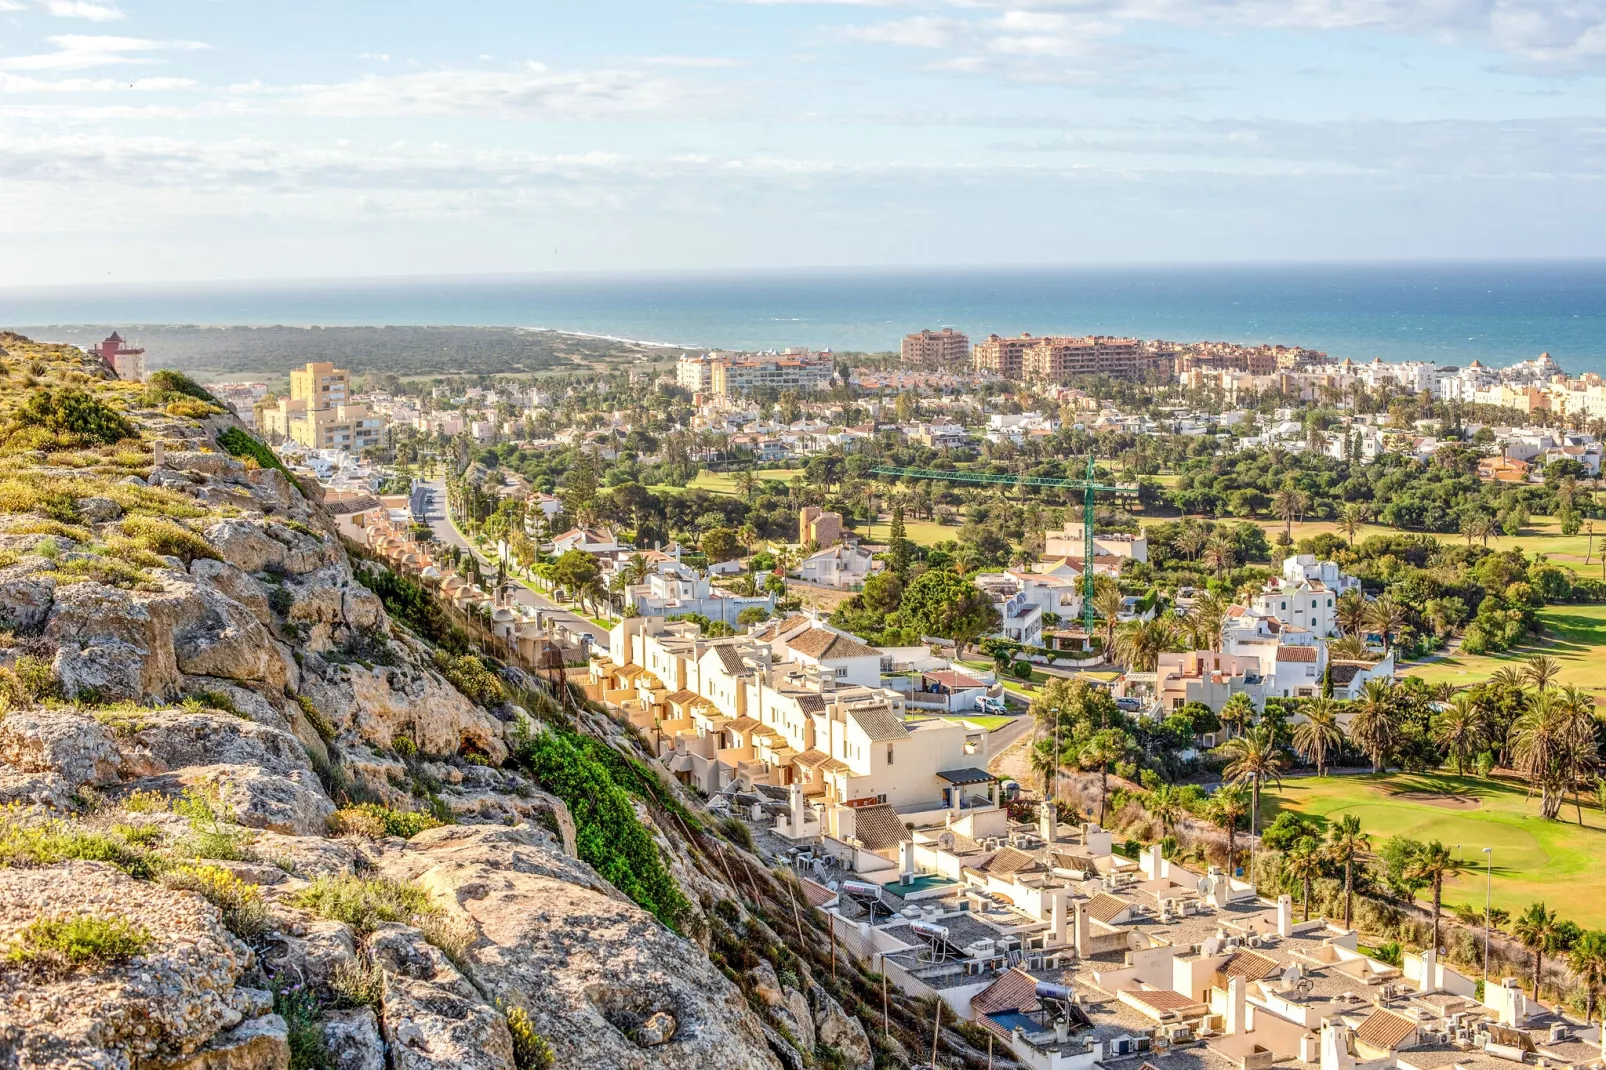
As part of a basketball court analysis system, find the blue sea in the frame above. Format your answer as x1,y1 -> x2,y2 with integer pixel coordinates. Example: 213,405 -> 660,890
5,260 -> 1606,375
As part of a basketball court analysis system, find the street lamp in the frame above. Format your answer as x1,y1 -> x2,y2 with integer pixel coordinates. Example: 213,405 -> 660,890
1482,847 -> 1494,983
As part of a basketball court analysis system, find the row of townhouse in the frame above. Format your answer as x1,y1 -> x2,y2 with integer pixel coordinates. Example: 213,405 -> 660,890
801,814 -> 1594,1070
589,615 -> 1004,854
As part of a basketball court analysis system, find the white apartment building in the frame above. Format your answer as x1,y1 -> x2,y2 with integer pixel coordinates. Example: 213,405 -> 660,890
596,616 -> 998,850
625,560 -> 776,625
797,544 -> 881,589
675,353 -> 716,393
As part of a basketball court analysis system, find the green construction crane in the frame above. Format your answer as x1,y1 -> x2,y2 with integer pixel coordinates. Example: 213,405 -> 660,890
869,456 -> 1136,634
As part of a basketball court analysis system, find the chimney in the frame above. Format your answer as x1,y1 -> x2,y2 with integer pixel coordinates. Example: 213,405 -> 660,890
898,840 -> 915,884
1277,894 -> 1293,938
1148,843 -> 1165,880
1420,947 -> 1437,993
1040,800 -> 1058,844
1074,900 -> 1091,959
1051,891 -> 1068,945
1226,976 -> 1247,1036
1212,873 -> 1231,909
1320,1023 -> 1357,1070
789,781 -> 806,833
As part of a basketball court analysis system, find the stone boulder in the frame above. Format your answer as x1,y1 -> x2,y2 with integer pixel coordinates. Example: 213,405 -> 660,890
321,1008 -> 384,1070
113,710 -> 334,835
0,708 -> 120,792
0,568 -> 55,633
376,825 -> 781,1070
145,1013 -> 290,1070
748,962 -> 815,1053
381,973 -> 515,1070
47,573 -> 286,701
303,663 -> 508,766
809,982 -> 873,1070
0,861 -> 258,1068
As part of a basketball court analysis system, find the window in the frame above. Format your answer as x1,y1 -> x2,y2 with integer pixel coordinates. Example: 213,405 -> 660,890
887,745 -> 895,765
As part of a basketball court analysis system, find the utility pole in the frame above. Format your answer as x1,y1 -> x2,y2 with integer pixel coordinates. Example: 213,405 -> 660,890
1483,847 -> 1494,984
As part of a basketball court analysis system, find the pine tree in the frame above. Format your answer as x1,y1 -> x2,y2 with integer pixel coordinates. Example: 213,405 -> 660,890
888,503 -> 911,575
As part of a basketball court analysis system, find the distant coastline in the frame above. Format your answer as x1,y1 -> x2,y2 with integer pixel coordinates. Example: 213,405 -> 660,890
6,260 -> 1606,375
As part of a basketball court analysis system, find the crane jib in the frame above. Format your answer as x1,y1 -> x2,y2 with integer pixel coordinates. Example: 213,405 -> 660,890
866,462 -> 1138,635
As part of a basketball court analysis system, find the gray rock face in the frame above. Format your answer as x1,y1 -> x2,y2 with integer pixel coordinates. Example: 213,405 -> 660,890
322,1008 -> 385,1070
144,1013 -> 290,1070
0,709 -> 120,792
376,824 -> 782,1070
47,572 -> 283,701
303,662 -> 509,766
381,974 -> 515,1070
809,982 -> 874,1070
0,569 -> 55,633
0,861 -> 257,1068
114,710 -> 334,835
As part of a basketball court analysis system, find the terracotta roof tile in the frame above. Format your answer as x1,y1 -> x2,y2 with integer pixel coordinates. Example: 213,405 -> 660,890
851,803 -> 912,852
1355,1009 -> 1418,1051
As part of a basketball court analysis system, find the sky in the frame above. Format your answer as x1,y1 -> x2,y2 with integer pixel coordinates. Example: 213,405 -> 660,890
1,0 -> 1605,285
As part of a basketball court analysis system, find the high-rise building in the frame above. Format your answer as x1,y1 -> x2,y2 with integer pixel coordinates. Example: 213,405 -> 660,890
261,361 -> 381,453
900,327 -> 970,366
972,333 -> 1037,379
289,361 -> 350,408
1022,336 -> 1147,381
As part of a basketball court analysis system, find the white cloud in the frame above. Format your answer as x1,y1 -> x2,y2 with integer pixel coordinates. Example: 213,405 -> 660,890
229,62 -> 693,120
639,55 -> 749,68
771,0 -> 1606,71
40,0 -> 125,21
0,35 -> 210,72
0,72 -> 195,91
356,52 -> 390,62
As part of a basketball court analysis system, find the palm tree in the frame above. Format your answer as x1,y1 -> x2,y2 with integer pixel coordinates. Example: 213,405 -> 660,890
1174,524 -> 1208,561
1568,930 -> 1606,1024
1340,503 -> 1370,547
1365,596 -> 1408,654
1335,589 -> 1369,639
1293,698 -> 1344,776
1220,692 -> 1255,740
1208,783 -> 1251,875
1272,488 -> 1301,542
1146,784 -> 1186,835
1079,729 -> 1129,826
622,552 -> 651,587
1326,813 -> 1370,930
1350,679 -> 1399,773
1510,691 -> 1576,820
1113,617 -> 1176,672
1092,583 -> 1124,652
1284,836 -> 1325,921
1513,902 -> 1563,1002
1522,654 -> 1563,692
1406,841 -> 1455,952
1221,725 -> 1287,837
1433,694 -> 1488,776
1185,593 -> 1228,653
1201,537 -> 1235,579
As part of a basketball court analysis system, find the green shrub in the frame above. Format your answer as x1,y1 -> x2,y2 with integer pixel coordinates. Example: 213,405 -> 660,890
119,516 -> 220,564
145,370 -> 219,405
433,651 -> 505,707
216,427 -> 293,480
162,864 -> 268,938
172,785 -> 255,862
330,803 -> 444,840
6,387 -> 134,447
0,811 -> 158,877
507,1006 -> 555,1070
0,655 -> 61,706
514,726 -> 688,931
121,789 -> 170,813
290,875 -> 436,935
331,956 -> 384,1010
272,979 -> 329,1070
182,689 -> 245,718
5,913 -> 149,972
391,733 -> 418,759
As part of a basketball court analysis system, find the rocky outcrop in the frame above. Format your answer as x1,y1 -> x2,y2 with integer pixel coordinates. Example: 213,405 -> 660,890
0,709 -> 120,793
0,861 -> 260,1069
376,824 -> 781,1070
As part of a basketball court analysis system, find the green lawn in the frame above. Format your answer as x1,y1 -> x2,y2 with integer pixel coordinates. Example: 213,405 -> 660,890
855,516 -> 956,547
941,714 -> 1014,731
1262,772 -> 1606,927
1402,604 -> 1606,700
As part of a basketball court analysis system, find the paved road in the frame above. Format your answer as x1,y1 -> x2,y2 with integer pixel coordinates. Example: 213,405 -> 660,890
420,480 -> 611,647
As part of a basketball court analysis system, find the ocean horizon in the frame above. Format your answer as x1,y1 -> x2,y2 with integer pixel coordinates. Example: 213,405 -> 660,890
6,260 -> 1606,376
